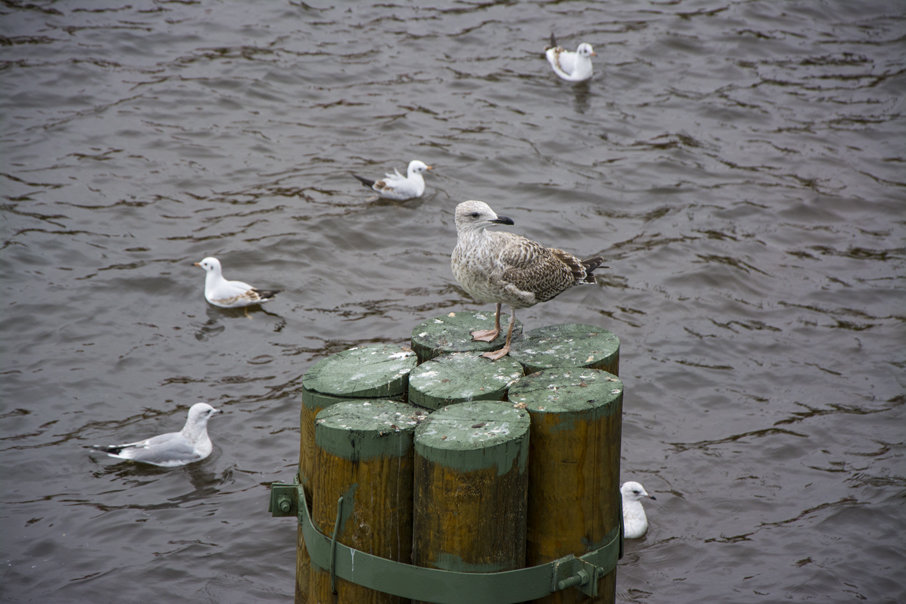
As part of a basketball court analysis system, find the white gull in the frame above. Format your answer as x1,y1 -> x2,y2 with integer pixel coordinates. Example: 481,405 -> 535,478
545,33 -> 596,83
353,159 -> 432,201
89,402 -> 219,467
621,481 -> 655,539
195,256 -> 279,309
450,200 -> 603,360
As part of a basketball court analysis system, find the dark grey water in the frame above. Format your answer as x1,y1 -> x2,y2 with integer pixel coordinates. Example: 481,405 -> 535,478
2,1 -> 904,602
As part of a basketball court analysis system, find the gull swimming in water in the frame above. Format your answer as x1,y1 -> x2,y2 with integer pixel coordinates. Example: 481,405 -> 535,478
89,402 -> 219,467
545,34 -> 596,83
450,200 -> 603,360
195,256 -> 279,309
353,159 -> 433,201
621,481 -> 655,539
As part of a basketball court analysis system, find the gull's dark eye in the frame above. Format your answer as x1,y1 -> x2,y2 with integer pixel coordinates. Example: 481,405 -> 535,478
470,212 -> 480,218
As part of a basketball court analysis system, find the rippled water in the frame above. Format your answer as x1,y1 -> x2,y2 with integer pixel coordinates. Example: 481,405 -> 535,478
2,1 -> 904,602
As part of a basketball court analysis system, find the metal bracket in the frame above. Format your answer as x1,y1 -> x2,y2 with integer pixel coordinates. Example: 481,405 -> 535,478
552,555 -> 601,598
269,478 -> 621,603
268,482 -> 298,517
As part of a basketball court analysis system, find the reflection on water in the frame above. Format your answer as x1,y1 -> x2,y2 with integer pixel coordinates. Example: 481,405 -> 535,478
2,1 -> 904,602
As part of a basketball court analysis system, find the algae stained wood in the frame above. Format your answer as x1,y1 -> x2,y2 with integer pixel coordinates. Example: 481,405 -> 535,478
309,400 -> 422,603
302,343 -> 418,401
411,311 -> 523,362
297,344 -> 418,603
408,352 -> 523,410
297,381 -> 346,601
508,368 -> 624,604
295,391 -> 324,603
413,401 -> 531,576
509,324 -> 620,375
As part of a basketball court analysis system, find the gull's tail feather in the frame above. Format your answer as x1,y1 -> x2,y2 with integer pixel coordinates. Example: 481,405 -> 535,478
352,173 -> 375,188
581,256 -> 605,283
87,443 -> 128,455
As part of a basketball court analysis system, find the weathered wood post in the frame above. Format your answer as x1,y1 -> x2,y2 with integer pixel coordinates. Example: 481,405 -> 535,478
309,400 -> 423,603
411,311 -> 523,362
509,368 -> 624,604
412,401 -> 531,592
298,344 -> 418,603
273,319 -> 623,603
509,324 -> 620,375
408,351 -> 523,410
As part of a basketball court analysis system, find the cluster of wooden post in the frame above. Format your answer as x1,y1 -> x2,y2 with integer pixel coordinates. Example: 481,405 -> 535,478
295,311 -> 622,603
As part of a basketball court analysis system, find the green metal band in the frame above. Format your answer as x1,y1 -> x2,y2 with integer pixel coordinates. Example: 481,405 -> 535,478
270,478 -> 620,602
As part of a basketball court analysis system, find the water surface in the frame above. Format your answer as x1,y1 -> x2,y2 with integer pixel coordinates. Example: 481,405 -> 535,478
2,1 -> 904,602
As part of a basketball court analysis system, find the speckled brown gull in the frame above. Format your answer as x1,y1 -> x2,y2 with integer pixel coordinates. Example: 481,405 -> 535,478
451,200 -> 603,360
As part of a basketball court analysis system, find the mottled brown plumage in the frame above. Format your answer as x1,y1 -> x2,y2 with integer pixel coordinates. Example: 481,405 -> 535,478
451,200 -> 602,360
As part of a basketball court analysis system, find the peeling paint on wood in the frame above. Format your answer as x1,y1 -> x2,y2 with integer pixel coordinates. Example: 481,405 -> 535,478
509,368 -> 623,603
311,400 -> 420,603
302,343 -> 418,400
315,400 -> 427,461
413,401 -> 530,576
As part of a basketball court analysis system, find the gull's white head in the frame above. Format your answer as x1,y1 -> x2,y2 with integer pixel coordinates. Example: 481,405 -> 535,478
454,200 -> 516,233
577,43 -> 596,58
182,402 -> 218,439
186,402 -> 219,426
194,256 -> 222,275
621,481 -> 654,502
407,160 -> 433,176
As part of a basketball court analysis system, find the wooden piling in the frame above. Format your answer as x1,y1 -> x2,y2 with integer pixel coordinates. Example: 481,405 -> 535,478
298,344 -> 418,603
309,400 -> 423,603
285,324 -> 623,603
408,352 -> 524,410
508,368 -> 624,604
509,324 -> 620,375
301,343 -> 418,407
413,401 -> 531,580
411,311 -> 523,362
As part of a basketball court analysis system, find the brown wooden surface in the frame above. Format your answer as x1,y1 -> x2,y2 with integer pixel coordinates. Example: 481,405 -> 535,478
510,369 -> 623,604
309,402 -> 418,604
296,392 -> 331,603
413,455 -> 528,573
412,401 -> 531,580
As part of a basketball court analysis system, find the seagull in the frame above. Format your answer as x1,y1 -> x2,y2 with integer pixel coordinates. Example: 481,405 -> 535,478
450,200 -> 603,360
545,33 -> 596,82
195,256 -> 279,309
621,481 -> 655,539
352,159 -> 433,201
89,402 -> 219,467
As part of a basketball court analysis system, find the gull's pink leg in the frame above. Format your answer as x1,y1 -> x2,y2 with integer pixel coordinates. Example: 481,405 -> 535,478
470,303 -> 502,342
481,309 -> 516,360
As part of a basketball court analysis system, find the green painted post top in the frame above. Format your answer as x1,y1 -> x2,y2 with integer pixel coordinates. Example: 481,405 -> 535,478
508,324 -> 619,375
415,401 -> 531,475
408,352 -> 524,411
302,343 -> 418,405
411,311 -> 524,362
507,368 -> 623,420
315,400 -> 428,461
